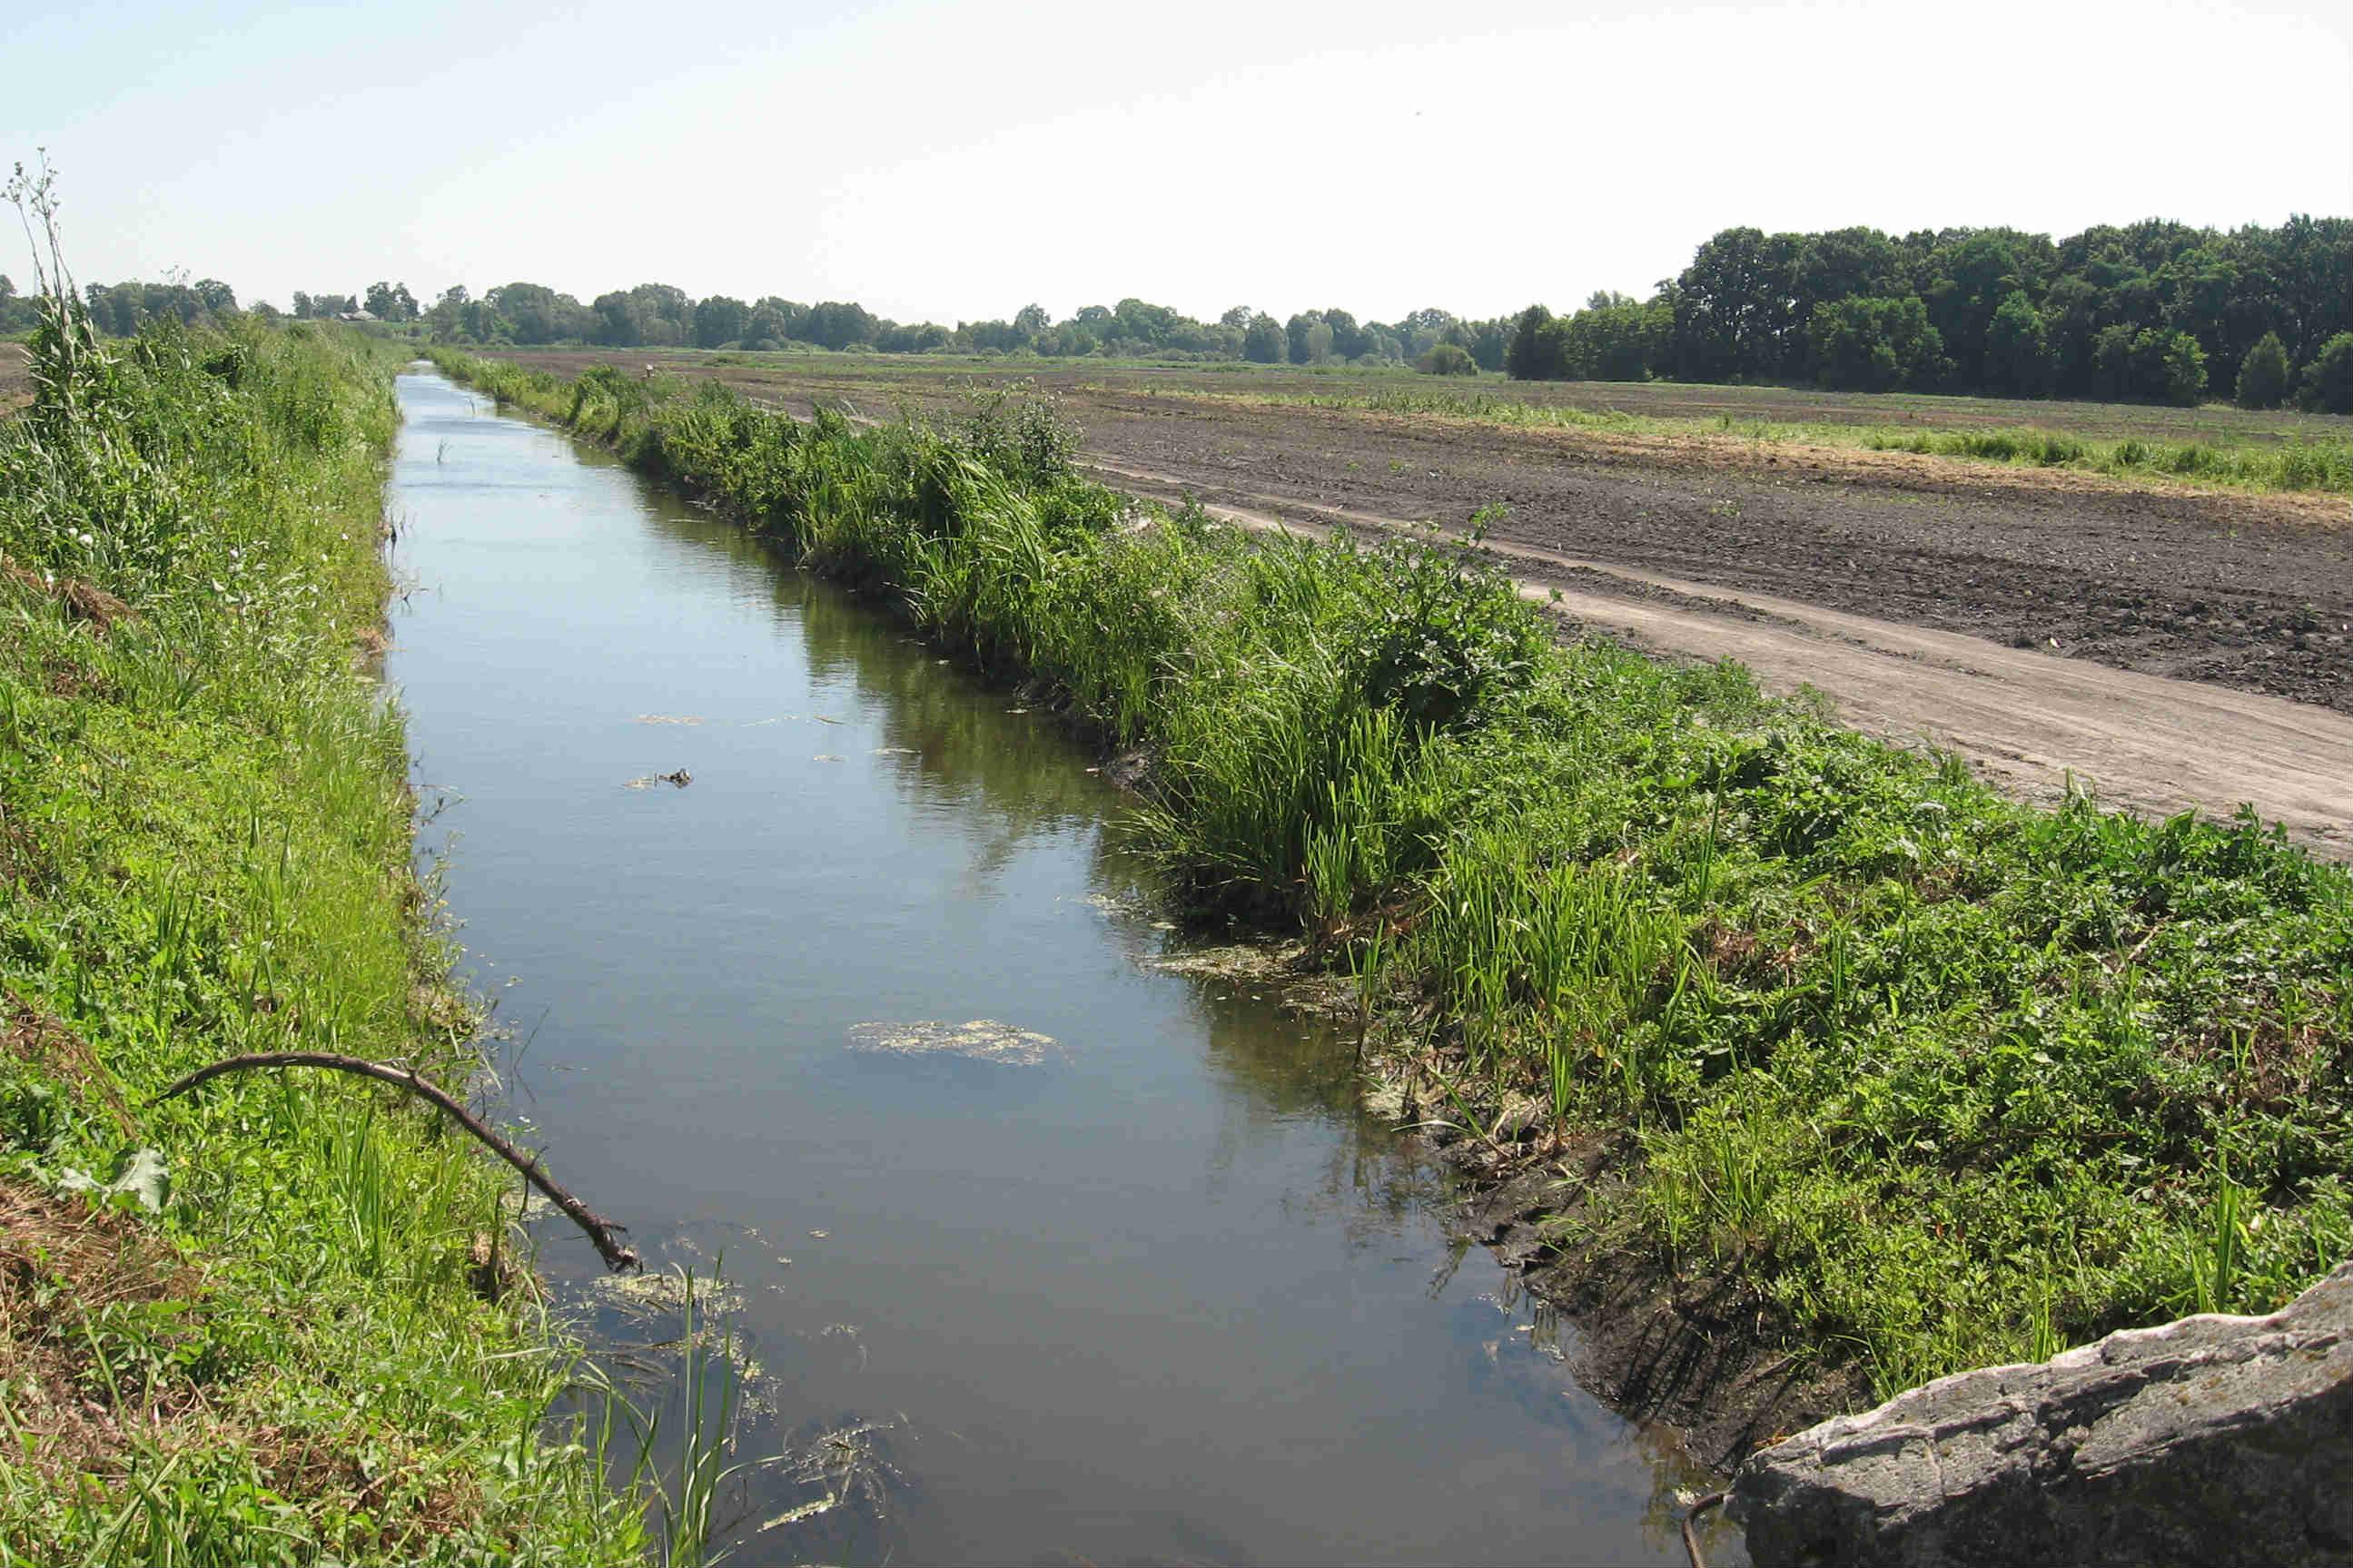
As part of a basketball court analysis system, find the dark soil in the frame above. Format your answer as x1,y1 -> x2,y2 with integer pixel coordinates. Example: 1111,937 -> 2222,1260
1068,393 -> 2353,715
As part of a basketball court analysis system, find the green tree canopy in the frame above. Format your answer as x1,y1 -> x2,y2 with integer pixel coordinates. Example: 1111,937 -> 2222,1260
2299,332 -> 2353,413
2234,330 -> 2291,409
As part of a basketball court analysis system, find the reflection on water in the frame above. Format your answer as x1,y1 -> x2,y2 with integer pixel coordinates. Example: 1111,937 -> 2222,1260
387,370 -> 1734,1566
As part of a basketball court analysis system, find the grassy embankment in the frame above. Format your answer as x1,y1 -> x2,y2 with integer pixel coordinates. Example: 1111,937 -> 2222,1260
0,318 -> 644,1559
432,347 -> 2351,1405
1123,382 -> 2353,497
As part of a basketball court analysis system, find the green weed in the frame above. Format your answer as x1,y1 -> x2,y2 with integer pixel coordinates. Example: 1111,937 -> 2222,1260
1,305 -> 640,1557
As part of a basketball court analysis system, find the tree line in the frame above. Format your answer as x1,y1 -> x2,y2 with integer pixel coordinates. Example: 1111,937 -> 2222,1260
407,281 -> 1516,373
1,274 -> 242,335
1509,216 -> 2353,410
11,212 -> 2348,412
0,276 -> 420,334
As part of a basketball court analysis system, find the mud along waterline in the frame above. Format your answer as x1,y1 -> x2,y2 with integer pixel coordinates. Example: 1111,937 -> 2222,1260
383,369 -> 1722,1565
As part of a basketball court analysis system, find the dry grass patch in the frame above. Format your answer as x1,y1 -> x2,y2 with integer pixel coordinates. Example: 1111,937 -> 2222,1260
0,1181 -> 201,1477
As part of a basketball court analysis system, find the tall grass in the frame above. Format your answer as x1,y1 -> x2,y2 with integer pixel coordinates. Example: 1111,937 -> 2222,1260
0,305 -> 642,1557
434,346 -> 2353,1401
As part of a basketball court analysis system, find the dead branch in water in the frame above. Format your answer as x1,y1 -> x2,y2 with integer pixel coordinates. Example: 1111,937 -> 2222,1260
150,1050 -> 640,1273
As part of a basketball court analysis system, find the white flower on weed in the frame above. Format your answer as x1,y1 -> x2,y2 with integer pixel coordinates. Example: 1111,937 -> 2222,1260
76,531 -> 95,547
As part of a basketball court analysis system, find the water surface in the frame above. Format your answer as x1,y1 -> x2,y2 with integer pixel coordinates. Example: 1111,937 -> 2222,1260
387,370 -> 1724,1566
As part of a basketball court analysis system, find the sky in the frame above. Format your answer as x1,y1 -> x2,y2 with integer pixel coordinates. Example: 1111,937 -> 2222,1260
5,0 -> 2350,326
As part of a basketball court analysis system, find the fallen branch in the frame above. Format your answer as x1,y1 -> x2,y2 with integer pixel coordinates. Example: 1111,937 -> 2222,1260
1681,1489 -> 1727,1568
150,1051 -> 639,1273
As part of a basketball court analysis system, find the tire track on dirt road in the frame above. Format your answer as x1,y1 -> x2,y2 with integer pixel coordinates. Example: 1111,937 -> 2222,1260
1087,458 -> 2353,862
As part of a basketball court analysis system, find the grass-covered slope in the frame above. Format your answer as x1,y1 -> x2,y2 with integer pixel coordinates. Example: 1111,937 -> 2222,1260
439,347 -> 2353,1405
0,320 -> 640,1561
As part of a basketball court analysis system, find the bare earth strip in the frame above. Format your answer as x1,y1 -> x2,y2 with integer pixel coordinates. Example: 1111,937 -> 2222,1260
0,343 -> 29,416
1092,459 -> 2353,862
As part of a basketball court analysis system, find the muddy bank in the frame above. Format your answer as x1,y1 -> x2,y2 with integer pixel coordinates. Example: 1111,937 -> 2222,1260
1443,1139 -> 1868,1472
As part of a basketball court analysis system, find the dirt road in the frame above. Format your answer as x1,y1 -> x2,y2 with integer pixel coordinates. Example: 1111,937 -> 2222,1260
1098,460 -> 2353,859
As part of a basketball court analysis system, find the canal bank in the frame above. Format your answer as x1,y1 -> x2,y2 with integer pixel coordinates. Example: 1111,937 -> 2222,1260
388,368 -> 1725,1564
420,345 -> 2353,1563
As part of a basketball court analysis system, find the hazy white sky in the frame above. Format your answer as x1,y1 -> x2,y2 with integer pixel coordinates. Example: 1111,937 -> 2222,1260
5,0 -> 2349,324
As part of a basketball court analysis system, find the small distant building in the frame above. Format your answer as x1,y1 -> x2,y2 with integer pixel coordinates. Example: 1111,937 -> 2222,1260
337,309 -> 379,323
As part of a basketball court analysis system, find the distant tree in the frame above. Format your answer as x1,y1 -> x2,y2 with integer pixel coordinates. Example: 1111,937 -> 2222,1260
1014,302 -> 1052,338
591,290 -> 644,345
364,281 -> 418,321
694,293 -> 750,348
1466,318 -> 1511,372
805,300 -> 878,350
2153,330 -> 2210,404
1241,312 -> 1285,363
1924,234 -> 2026,383
193,278 -> 238,315
1673,227 -> 1794,379
2299,332 -> 2353,413
424,285 -> 470,340
2234,330 -> 2291,409
1504,304 -> 1559,380
743,299 -> 794,349
1284,311 -> 1325,364
875,319 -> 951,353
291,291 -> 313,320
1220,304 -> 1255,330
1351,325 -> 1397,362
1559,300 -> 1667,381
1791,228 -> 1903,314
1416,342 -> 1477,376
2095,325 -> 2207,404
1808,297 -> 1947,391
1984,291 -> 2054,397
1321,309 -> 1366,360
1389,307 -> 1457,360
766,297 -> 823,343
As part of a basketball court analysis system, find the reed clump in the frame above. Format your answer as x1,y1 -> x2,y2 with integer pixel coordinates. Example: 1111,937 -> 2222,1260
435,345 -> 2353,1401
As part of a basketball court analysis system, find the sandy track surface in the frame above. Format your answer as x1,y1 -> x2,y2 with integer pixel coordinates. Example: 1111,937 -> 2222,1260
1094,460 -> 2353,861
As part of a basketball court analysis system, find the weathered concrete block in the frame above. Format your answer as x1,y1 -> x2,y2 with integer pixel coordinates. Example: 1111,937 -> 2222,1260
1728,1262 -> 2353,1566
